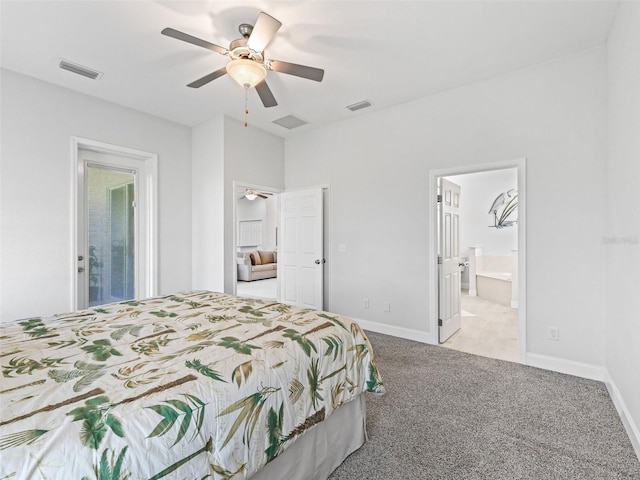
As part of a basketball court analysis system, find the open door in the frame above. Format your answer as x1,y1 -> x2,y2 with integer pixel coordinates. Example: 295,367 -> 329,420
438,178 -> 462,342
278,187 -> 324,310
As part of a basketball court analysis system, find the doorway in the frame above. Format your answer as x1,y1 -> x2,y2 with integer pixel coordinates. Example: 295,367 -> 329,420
232,182 -> 330,311
73,138 -> 157,310
234,183 -> 279,301
429,160 -> 526,364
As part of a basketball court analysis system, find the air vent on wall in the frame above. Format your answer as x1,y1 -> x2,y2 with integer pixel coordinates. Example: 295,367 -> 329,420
346,100 -> 372,112
272,115 -> 308,130
59,59 -> 102,80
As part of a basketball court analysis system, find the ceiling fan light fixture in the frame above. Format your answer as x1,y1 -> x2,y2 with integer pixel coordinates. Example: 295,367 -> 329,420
227,59 -> 267,88
244,189 -> 258,200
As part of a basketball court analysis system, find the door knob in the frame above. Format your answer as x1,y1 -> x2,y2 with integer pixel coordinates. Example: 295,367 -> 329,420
315,259 -> 327,264
78,266 -> 85,273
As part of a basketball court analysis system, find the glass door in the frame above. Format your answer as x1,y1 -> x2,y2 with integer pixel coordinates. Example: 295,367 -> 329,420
84,164 -> 136,307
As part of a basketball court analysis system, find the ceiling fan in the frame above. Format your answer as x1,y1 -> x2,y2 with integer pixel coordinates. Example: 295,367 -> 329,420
162,12 -> 325,108
239,189 -> 273,200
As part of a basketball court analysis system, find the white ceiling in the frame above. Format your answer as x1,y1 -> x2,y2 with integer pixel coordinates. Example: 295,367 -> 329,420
0,1 -> 618,137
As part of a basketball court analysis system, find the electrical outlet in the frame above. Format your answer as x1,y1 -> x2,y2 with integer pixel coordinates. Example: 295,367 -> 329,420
363,298 -> 369,309
548,327 -> 559,341
384,302 -> 391,312
338,243 -> 347,253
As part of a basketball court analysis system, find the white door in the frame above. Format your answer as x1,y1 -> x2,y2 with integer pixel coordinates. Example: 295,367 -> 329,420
278,187 -> 324,310
77,149 -> 150,309
438,178 -> 462,342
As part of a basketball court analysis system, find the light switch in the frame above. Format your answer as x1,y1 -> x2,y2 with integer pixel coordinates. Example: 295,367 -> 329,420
338,243 -> 347,253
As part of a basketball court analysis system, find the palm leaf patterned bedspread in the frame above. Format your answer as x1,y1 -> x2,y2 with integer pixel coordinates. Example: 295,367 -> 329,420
0,291 -> 384,479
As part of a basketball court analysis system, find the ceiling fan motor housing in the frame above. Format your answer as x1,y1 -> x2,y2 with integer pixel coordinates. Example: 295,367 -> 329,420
229,36 -> 264,62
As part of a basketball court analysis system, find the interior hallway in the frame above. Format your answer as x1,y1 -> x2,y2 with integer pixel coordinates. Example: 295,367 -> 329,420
442,290 -> 518,363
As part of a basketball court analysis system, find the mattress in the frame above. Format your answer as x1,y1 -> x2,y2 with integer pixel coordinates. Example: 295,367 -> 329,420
0,291 -> 384,479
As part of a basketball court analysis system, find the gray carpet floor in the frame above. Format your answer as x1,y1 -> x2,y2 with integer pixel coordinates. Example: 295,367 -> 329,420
329,332 -> 640,480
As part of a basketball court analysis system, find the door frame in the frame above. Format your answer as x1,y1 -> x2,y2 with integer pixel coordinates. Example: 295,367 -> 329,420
231,182 -> 332,310
71,137 -> 158,310
428,158 -> 527,364
231,181 -> 283,298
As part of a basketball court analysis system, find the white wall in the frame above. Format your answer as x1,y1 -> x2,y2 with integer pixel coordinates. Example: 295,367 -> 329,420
285,47 -> 606,367
236,195 -> 277,251
192,116 -> 225,292
445,168 -> 518,258
0,69 -> 192,321
237,197 -> 267,250
605,1 -> 640,452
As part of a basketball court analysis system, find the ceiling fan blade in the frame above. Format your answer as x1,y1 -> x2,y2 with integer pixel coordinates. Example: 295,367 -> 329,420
162,28 -> 228,55
268,60 -> 324,82
187,67 -> 227,88
255,80 -> 278,107
258,194 -> 268,199
246,12 -> 282,52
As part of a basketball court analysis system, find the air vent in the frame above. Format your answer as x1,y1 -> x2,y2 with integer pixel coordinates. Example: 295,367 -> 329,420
59,59 -> 102,80
272,115 -> 308,130
346,100 -> 372,112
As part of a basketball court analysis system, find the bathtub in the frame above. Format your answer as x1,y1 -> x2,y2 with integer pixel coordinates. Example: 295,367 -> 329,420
468,248 -> 518,308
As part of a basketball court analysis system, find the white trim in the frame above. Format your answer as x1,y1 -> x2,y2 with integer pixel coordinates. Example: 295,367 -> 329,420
427,158 -> 527,365
357,318 -> 640,460
604,371 -> 640,461
525,353 -> 605,381
71,137 -> 158,311
511,352 -> 640,459
353,317 -> 435,345
322,185 -> 332,312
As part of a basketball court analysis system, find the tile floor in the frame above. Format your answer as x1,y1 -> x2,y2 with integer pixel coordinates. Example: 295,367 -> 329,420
236,277 -> 277,300
442,289 -> 519,362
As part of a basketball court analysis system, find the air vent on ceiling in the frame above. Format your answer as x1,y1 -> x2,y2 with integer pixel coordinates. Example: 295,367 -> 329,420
59,59 -> 102,80
346,100 -> 372,112
272,115 -> 308,130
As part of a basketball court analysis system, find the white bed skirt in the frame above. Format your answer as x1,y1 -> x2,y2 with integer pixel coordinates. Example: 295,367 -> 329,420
251,395 -> 367,480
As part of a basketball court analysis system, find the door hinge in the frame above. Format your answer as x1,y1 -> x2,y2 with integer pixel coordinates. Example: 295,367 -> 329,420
437,256 -> 442,265
438,318 -> 443,326
437,194 -> 442,203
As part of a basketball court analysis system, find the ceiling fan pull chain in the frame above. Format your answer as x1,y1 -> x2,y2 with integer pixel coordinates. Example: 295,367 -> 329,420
244,86 -> 249,127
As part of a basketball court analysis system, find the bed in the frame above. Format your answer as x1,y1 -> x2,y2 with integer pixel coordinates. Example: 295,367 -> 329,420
0,290 -> 384,479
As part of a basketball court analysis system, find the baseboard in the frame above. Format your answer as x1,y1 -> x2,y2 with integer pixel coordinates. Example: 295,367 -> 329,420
468,289 -> 477,296
603,371 -> 640,461
525,353 -> 606,381
353,317 -> 436,345
519,354 -> 640,460
356,326 -> 639,459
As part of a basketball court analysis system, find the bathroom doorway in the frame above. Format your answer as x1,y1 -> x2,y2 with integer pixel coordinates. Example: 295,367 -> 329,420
430,160 -> 526,364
